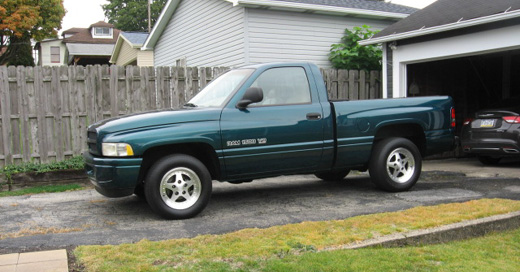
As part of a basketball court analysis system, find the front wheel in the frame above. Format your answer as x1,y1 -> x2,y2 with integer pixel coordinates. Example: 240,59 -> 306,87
144,154 -> 212,219
369,137 -> 422,192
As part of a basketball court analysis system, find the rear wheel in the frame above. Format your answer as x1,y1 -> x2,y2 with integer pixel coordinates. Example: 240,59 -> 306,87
144,154 -> 212,219
369,137 -> 422,192
477,156 -> 501,165
315,169 -> 350,181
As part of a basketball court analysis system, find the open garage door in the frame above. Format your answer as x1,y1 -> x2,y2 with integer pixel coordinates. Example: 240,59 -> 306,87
406,49 -> 520,134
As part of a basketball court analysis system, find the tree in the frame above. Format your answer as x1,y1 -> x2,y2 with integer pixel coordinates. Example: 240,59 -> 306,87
102,0 -> 167,32
329,25 -> 382,71
0,0 -> 65,66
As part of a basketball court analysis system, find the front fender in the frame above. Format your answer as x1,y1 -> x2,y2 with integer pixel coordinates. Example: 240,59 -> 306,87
102,120 -> 222,156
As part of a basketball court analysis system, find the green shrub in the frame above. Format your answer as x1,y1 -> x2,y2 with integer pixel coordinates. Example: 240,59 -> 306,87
1,156 -> 85,181
329,25 -> 382,70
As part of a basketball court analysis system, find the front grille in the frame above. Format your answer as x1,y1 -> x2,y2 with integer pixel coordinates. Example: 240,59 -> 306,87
87,130 -> 99,155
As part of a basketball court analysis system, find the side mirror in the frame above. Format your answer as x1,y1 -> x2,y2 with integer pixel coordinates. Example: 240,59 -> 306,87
236,87 -> 263,109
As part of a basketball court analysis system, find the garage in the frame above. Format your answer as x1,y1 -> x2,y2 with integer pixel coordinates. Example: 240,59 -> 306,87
359,0 -> 520,133
406,49 -> 520,130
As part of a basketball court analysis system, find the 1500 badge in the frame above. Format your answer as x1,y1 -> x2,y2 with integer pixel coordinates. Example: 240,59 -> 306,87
227,138 -> 267,147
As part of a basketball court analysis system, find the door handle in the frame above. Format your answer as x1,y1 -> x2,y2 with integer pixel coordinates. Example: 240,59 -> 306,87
306,113 -> 322,120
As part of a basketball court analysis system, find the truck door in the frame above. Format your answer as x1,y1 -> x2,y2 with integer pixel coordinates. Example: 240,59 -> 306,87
220,66 -> 325,179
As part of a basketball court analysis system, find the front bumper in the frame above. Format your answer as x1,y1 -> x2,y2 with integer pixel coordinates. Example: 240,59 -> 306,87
83,152 -> 143,197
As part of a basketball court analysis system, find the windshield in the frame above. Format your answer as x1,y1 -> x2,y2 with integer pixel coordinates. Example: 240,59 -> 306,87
187,68 -> 254,108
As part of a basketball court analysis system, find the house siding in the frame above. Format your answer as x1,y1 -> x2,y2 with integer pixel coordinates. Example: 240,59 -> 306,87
115,41 -> 138,66
39,40 -> 67,66
138,50 -> 154,66
154,0 -> 246,67
245,9 -> 395,68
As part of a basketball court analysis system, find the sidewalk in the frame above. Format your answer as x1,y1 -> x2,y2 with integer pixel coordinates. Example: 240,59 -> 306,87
0,250 -> 68,272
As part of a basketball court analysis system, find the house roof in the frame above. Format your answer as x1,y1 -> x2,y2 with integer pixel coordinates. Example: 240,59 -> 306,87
110,32 -> 149,64
265,0 -> 417,14
121,32 -> 149,46
142,0 -> 417,50
62,21 -> 120,44
33,38 -> 62,50
360,0 -> 520,45
62,28 -> 83,35
90,21 -> 115,28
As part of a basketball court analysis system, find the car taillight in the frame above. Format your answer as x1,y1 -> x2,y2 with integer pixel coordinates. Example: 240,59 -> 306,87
503,116 -> 520,124
463,118 -> 472,126
451,108 -> 456,128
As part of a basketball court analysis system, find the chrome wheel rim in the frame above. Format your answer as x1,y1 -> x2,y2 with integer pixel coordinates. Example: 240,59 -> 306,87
386,147 -> 415,184
160,167 -> 201,210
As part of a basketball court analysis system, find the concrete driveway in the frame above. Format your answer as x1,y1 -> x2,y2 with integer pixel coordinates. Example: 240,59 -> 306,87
0,158 -> 518,254
423,157 -> 520,178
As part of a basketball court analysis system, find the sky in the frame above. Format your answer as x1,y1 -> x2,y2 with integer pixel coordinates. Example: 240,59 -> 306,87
61,0 -> 108,32
387,0 -> 437,9
60,0 -> 438,34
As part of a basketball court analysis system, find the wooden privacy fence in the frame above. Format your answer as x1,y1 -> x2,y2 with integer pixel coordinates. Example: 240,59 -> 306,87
322,69 -> 381,101
0,65 -> 380,166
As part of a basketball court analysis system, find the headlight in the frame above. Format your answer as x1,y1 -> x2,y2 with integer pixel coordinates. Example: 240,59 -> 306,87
102,143 -> 134,157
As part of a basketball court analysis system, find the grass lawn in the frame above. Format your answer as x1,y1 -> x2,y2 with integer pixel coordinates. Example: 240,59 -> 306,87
75,198 -> 520,272
255,227 -> 520,272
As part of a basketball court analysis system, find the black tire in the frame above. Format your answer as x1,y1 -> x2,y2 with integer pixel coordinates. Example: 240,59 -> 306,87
227,179 -> 253,184
315,169 -> 350,181
134,183 -> 146,200
369,137 -> 422,192
478,156 -> 501,165
144,154 -> 212,219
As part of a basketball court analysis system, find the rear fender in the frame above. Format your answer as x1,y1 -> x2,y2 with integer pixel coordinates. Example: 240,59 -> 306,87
373,122 -> 426,156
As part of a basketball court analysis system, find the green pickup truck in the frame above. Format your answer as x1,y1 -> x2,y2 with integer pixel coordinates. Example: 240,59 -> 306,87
84,62 -> 456,219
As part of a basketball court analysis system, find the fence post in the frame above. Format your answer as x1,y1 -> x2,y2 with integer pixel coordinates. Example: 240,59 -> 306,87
34,66 -> 49,163
110,65 -> 119,117
359,70 -> 367,100
173,63 -> 187,108
348,70 -> 359,100
52,67 -> 63,161
141,66 -> 152,111
0,66 -> 12,165
337,70 -> 348,100
14,67 -> 28,162
69,66 -> 81,156
370,71 -> 380,99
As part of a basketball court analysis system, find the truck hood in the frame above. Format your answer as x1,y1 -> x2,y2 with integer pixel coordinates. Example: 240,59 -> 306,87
90,107 -> 222,134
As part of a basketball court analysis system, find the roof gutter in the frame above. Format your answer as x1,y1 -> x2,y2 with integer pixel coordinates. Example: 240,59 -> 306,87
359,9 -> 520,45
142,0 -> 180,51
109,36 -> 124,63
226,0 -> 409,19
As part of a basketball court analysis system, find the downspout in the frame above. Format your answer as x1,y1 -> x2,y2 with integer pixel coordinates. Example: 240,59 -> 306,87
385,42 -> 394,98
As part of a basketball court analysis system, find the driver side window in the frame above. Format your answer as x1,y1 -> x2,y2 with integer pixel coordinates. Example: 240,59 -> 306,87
250,67 -> 312,106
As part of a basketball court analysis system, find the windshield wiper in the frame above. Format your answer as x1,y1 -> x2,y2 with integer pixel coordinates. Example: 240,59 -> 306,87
183,103 -> 198,108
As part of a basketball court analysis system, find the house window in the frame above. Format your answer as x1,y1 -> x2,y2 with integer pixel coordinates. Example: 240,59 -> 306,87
94,27 -> 111,36
50,46 -> 60,63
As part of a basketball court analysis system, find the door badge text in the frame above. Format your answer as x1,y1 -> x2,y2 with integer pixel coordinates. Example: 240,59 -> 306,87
227,138 -> 267,147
